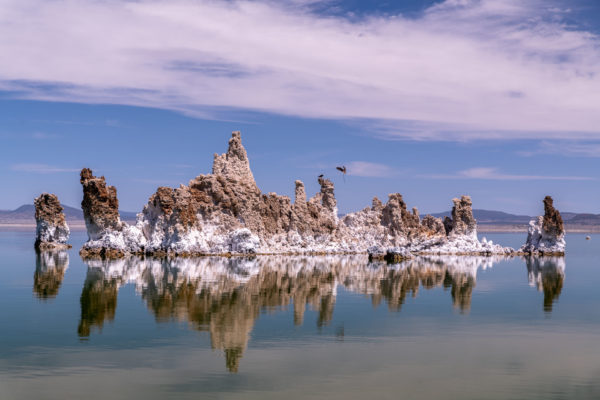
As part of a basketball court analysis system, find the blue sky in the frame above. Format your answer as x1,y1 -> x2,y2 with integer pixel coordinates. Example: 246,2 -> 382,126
1,0 -> 600,215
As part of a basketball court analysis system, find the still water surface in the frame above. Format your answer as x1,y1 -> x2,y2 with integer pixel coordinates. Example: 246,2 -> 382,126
1,231 -> 599,399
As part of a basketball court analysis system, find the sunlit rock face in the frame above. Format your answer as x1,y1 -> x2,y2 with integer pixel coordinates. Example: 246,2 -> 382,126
79,254 -> 506,370
525,256 -> 565,312
365,195 -> 514,257
520,196 -> 566,255
78,131 -> 526,258
34,193 -> 70,250
79,168 -> 145,258
33,250 -> 69,299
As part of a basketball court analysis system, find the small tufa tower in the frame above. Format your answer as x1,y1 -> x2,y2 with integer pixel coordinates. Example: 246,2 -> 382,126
34,193 -> 71,250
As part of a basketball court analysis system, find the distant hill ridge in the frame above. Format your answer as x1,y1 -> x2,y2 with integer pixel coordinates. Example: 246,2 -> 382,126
2,204 -> 600,227
0,204 -> 138,223
430,209 -> 533,224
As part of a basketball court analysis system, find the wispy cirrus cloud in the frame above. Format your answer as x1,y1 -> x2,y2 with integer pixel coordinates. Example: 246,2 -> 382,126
518,141 -> 600,157
422,167 -> 595,181
0,0 -> 599,140
10,163 -> 79,174
345,161 -> 397,178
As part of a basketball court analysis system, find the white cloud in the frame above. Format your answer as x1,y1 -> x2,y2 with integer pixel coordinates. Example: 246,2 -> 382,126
422,167 -> 595,181
519,141 -> 600,157
10,163 -> 79,173
345,161 -> 396,177
1,0 -> 600,140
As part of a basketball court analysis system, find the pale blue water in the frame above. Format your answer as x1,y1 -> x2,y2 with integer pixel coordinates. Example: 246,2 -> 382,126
0,230 -> 599,399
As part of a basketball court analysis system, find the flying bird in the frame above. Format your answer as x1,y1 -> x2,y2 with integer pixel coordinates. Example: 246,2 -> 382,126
336,166 -> 347,182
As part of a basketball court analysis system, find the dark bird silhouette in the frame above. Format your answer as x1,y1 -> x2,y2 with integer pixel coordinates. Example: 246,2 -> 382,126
318,174 -> 324,178
336,166 -> 347,182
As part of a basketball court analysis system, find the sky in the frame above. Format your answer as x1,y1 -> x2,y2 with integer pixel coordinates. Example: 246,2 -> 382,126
1,0 -> 600,215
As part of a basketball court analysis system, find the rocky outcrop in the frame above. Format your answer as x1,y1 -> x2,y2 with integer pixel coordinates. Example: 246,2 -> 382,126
447,196 -> 477,238
34,193 -> 70,250
77,131 -> 542,259
79,169 -> 144,258
80,168 -> 122,236
520,196 -> 566,255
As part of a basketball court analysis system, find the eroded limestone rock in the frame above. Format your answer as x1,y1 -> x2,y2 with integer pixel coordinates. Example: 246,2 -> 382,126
79,169 -> 144,258
448,195 -> 477,238
34,193 -> 70,250
80,168 -> 122,238
520,196 -> 565,255
78,131 -> 529,258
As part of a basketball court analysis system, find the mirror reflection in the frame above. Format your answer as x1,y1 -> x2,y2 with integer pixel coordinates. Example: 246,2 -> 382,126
525,256 -> 565,312
76,255 -> 557,372
33,250 -> 69,300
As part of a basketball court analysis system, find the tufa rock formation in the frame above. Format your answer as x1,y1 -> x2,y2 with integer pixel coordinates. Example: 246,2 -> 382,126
77,131 -> 546,258
80,168 -> 144,258
80,168 -> 122,237
447,196 -> 477,238
520,196 -> 566,255
34,193 -> 71,250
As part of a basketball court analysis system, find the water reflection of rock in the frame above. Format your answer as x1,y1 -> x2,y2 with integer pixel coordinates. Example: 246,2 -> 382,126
525,257 -> 565,312
78,268 -> 120,337
33,250 -> 69,299
79,255 -> 504,371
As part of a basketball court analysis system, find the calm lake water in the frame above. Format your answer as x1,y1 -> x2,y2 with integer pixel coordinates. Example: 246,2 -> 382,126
1,230 -> 599,399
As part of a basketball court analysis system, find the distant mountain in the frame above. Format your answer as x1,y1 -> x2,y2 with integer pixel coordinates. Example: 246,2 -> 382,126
566,213 -> 600,225
428,209 -> 600,229
1,204 -> 599,229
430,209 -> 533,225
0,204 -> 138,223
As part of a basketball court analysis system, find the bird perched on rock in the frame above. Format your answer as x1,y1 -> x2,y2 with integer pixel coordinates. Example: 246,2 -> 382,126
318,174 -> 324,179
336,166 -> 347,182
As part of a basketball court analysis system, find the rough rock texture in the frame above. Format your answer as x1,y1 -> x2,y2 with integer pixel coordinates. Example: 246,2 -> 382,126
34,193 -> 71,250
79,169 -> 145,258
78,131 -> 533,258
520,196 -> 566,255
543,196 -> 564,238
80,168 -> 122,237
447,196 -> 477,238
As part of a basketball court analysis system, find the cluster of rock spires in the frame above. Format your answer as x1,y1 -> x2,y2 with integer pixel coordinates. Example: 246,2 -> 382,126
34,131 -> 566,258
34,193 -> 71,250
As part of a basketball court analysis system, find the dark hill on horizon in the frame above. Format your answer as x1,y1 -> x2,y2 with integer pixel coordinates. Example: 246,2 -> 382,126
428,209 -> 600,232
0,204 -> 138,224
2,204 -> 599,231
430,209 -> 533,225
